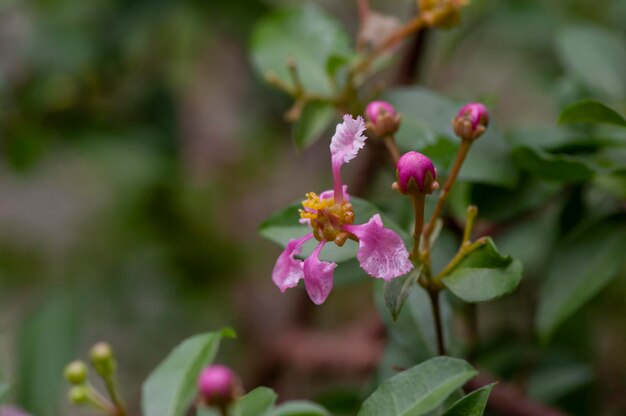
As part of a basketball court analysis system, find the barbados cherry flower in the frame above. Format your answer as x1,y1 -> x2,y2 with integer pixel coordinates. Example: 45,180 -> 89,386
272,115 -> 413,305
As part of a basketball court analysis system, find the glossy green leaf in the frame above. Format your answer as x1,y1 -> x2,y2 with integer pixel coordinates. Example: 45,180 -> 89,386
269,401 -> 331,416
511,146 -> 598,182
383,87 -> 518,188
359,357 -> 477,416
17,290 -> 80,416
232,387 -> 278,416
558,99 -> 626,127
442,238 -> 523,303
441,383 -> 495,416
293,102 -> 336,149
142,328 -> 235,416
250,4 -> 352,96
383,267 -> 420,321
259,197 -> 408,263
536,216 -> 626,340
556,25 -> 626,101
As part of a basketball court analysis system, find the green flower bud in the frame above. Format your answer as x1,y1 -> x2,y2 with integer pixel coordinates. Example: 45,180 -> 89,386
68,386 -> 89,405
90,342 -> 115,377
64,360 -> 88,385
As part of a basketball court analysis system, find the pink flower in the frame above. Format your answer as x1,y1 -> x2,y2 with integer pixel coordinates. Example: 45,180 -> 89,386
272,115 -> 413,305
396,151 -> 438,194
365,101 -> 396,124
365,100 -> 402,137
453,102 -> 489,140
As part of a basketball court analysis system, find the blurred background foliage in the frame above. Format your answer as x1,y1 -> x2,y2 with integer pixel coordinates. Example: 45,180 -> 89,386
0,0 -> 625,415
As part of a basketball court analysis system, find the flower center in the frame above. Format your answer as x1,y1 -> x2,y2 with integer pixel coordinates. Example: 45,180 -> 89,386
299,192 -> 355,246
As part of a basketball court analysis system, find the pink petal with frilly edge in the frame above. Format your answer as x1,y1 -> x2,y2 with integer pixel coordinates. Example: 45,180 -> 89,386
343,214 -> 413,280
272,234 -> 313,292
303,241 -> 337,305
330,115 -> 367,165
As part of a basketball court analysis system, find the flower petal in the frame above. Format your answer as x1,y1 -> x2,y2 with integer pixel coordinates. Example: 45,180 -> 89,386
330,114 -> 367,165
343,214 -> 413,280
303,241 -> 337,305
272,234 -> 313,292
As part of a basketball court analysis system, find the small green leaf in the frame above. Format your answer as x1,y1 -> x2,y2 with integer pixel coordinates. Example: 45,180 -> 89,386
259,197 -> 408,263
536,216 -> 626,340
232,387 -> 278,416
250,4 -> 352,96
358,357 -> 477,416
559,99 -> 626,127
384,268 -> 420,321
442,238 -> 523,303
293,102 -> 336,149
556,25 -> 626,101
441,383 -> 495,416
142,328 -> 235,416
269,401 -> 331,416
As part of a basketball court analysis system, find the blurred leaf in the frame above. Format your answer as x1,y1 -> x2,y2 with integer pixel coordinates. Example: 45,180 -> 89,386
232,387 -> 278,416
511,146 -> 598,182
142,328 -> 235,416
536,215 -> 626,340
250,4 -> 352,96
383,267 -> 420,321
359,357 -> 477,416
527,363 -> 592,403
17,289 -> 80,416
441,383 -> 495,416
556,25 -> 626,101
559,99 -> 626,127
384,87 -> 518,187
259,197 -> 408,263
269,401 -> 331,416
0,384 -> 9,404
442,238 -> 523,303
293,102 -> 336,149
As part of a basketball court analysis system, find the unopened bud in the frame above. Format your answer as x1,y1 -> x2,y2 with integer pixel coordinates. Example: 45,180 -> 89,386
90,342 -> 115,377
395,151 -> 438,194
68,386 -> 89,405
64,360 -> 88,385
453,102 -> 489,141
197,365 -> 241,408
365,100 -> 402,137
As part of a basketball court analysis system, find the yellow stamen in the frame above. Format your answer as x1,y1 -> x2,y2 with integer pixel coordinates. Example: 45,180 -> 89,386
299,192 -> 334,220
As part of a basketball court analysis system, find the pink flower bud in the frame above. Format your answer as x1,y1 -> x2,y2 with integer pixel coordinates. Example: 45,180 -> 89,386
197,365 -> 240,407
453,102 -> 489,141
365,101 -> 402,137
366,101 -> 396,124
396,151 -> 438,194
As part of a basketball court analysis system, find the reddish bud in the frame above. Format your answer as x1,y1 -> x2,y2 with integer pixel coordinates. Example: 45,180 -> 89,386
197,365 -> 241,408
365,101 -> 401,137
395,151 -> 438,194
453,102 -> 489,141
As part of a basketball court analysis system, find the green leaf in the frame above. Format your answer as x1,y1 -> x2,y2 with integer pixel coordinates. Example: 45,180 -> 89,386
250,4 -> 352,96
384,268 -> 419,321
527,363 -> 592,403
17,289 -> 80,416
269,401 -> 331,416
358,357 -> 477,416
559,99 -> 626,127
511,146 -> 598,182
293,102 -> 336,149
556,25 -> 626,101
142,328 -> 235,416
383,87 -> 518,188
0,384 -> 9,405
536,216 -> 626,340
259,197 -> 408,263
231,387 -> 278,416
442,238 -> 523,303
441,384 -> 494,416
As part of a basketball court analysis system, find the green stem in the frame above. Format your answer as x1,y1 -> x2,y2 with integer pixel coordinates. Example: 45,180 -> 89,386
434,237 -> 488,284
463,205 -> 478,245
409,193 -> 425,262
383,135 -> 401,163
102,376 -> 127,416
428,290 -> 446,356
